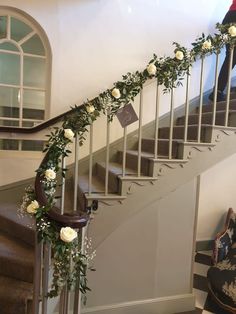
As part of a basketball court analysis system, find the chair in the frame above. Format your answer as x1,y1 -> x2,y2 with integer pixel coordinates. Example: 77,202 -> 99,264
207,208 -> 236,314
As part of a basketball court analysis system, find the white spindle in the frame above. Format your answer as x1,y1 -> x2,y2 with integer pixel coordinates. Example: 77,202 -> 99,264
168,88 -> 174,159
88,124 -> 93,195
197,56 -> 205,143
59,287 -> 68,314
225,46 -> 234,127
105,109 -> 110,195
60,156 -> 66,215
122,126 -> 127,176
42,243 -> 50,314
33,237 -> 42,314
212,53 -> 220,126
73,227 -> 86,314
137,89 -> 144,176
73,133 -> 79,212
154,80 -> 160,159
184,69 -> 191,143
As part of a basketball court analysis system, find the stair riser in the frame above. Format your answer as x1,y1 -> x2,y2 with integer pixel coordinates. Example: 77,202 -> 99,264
0,301 -> 27,314
177,112 -> 236,127
77,185 -> 89,210
141,139 -> 178,158
0,258 -> 33,283
117,151 -> 149,174
159,127 -> 206,141
199,101 -> 236,113
96,164 -> 119,193
0,216 -> 34,247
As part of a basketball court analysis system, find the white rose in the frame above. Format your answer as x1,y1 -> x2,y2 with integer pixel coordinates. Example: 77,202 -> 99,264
86,104 -> 95,113
45,169 -> 56,181
60,227 -> 77,243
228,25 -> 236,37
147,63 -> 157,76
26,200 -> 39,214
202,40 -> 212,50
175,50 -> 184,61
64,128 -> 74,141
111,88 -> 121,99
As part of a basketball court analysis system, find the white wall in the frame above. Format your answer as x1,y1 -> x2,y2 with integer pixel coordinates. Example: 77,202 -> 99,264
0,0 -> 230,116
85,178 -> 197,312
197,153 -> 236,242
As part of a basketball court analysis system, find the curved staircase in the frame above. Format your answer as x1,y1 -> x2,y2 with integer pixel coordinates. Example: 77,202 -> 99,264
2,89 -> 236,312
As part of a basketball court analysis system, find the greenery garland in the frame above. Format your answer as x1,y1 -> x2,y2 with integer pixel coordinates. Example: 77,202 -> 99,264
21,22 -> 236,299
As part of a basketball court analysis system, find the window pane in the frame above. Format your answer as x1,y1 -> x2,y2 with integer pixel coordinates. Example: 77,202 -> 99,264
0,52 -> 20,85
0,139 -> 19,150
11,17 -> 32,42
22,140 -> 44,151
0,42 -> 19,52
22,121 -> 34,127
0,16 -> 7,39
23,109 -> 44,120
23,56 -> 46,88
23,89 -> 45,112
0,119 -> 19,127
0,86 -> 19,118
22,34 -> 45,56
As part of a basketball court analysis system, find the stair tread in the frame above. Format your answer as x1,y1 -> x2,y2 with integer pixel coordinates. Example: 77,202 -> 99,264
0,202 -> 35,231
142,137 -> 183,143
0,202 -> 35,246
125,149 -> 154,158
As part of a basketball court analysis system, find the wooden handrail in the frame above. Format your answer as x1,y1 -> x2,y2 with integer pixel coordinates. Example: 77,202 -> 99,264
0,102 -> 92,226
0,106 -> 81,134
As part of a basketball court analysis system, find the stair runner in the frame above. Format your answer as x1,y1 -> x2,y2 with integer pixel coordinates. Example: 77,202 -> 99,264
1,96 -> 236,313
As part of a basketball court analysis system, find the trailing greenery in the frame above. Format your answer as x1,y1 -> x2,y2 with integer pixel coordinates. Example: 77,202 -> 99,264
21,22 -> 236,299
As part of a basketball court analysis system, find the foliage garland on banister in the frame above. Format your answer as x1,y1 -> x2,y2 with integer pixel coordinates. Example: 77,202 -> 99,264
20,22 -> 236,298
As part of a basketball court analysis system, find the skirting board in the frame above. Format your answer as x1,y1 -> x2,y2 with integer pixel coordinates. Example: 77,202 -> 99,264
78,294 -> 195,314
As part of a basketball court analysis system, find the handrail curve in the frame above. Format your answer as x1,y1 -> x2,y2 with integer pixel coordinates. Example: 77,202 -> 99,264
35,153 -> 90,229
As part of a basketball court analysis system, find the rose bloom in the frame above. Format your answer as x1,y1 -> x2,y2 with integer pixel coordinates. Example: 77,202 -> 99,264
45,169 -> 56,181
111,88 -> 121,99
64,128 -> 74,141
86,104 -> 95,113
60,227 -> 77,243
147,63 -> 157,76
202,40 -> 212,50
228,25 -> 236,37
175,50 -> 184,61
26,200 -> 39,214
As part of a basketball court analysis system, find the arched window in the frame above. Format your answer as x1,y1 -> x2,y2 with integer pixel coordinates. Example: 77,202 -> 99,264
0,7 -> 51,128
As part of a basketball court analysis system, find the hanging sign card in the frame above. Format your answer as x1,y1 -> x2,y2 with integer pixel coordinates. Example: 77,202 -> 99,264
116,103 -> 138,128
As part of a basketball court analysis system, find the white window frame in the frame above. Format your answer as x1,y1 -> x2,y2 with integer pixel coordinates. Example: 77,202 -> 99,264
0,7 -> 51,128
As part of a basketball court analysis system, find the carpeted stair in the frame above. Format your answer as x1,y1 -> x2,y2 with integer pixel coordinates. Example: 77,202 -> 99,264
0,202 -> 35,314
